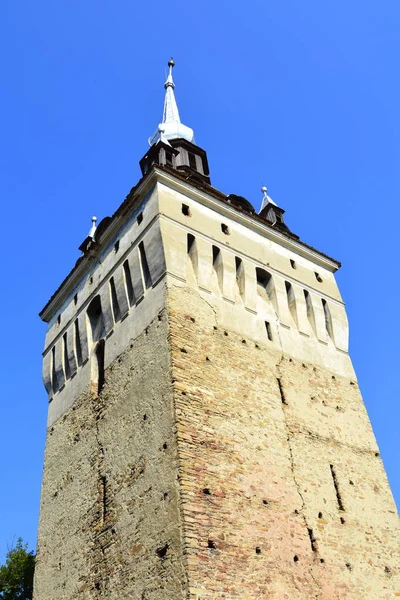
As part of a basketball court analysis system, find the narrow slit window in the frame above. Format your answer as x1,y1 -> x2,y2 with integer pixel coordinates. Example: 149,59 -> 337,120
322,298 -> 334,341
137,212 -> 143,225
95,339 -> 105,395
74,293 -> 78,305
109,277 -> 121,323
74,319 -> 83,367
290,259 -> 296,269
212,245 -> 223,293
235,257 -> 245,301
285,281 -> 298,327
51,346 -> 59,394
100,475 -> 107,524
182,203 -> 191,216
139,242 -> 152,290
123,260 -> 135,306
330,464 -> 345,512
63,333 -> 71,380
187,234 -> 198,282
265,321 -> 273,341
304,289 -> 317,336
114,240 -> 119,253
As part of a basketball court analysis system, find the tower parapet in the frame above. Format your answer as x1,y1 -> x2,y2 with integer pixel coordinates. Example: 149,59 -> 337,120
34,61 -> 399,600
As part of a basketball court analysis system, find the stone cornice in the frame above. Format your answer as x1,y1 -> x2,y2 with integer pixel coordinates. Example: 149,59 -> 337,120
39,166 -> 340,322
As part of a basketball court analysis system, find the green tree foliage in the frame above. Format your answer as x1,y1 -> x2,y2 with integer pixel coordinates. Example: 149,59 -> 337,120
0,538 -> 35,600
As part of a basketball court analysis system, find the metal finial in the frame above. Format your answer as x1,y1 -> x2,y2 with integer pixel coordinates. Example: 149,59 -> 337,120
168,58 -> 175,68
88,216 -> 97,239
261,186 -> 268,197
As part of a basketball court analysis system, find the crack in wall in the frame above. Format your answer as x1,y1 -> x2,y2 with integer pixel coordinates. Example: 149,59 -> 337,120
276,361 -> 322,599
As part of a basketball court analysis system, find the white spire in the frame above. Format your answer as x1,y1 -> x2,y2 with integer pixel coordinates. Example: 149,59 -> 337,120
148,59 -> 195,146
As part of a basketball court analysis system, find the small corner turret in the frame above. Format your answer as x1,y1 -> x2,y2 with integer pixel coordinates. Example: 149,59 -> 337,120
139,60 -> 211,184
259,186 -> 292,234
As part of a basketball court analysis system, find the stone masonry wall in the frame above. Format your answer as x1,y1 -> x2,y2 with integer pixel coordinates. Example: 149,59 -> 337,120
34,306 -> 188,600
168,284 -> 400,599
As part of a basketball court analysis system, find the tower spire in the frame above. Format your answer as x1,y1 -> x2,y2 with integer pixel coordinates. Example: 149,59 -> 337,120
148,59 -> 194,146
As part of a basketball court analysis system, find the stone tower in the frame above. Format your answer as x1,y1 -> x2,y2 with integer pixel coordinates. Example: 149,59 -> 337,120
34,61 -> 399,599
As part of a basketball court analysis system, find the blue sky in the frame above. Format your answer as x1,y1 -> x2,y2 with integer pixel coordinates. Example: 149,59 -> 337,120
0,0 -> 399,556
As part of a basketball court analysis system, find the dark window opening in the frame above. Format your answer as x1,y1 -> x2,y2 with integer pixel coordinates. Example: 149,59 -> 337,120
100,474 -> 107,523
304,289 -> 317,336
285,281 -> 298,327
110,277 -> 121,322
322,298 -> 334,341
63,333 -> 71,380
256,268 -> 278,314
188,152 -> 197,170
57,314 -> 61,326
165,151 -> 173,166
315,271 -> 323,283
137,212 -> 143,225
221,223 -> 230,235
114,240 -> 119,253
87,295 -> 105,344
187,233 -> 195,253
182,203 -> 190,216
51,346 -> 59,394
95,339 -> 105,395
212,245 -> 223,292
74,293 -> 78,305
74,320 -> 83,366
139,242 -> 152,289
123,260 -> 135,306
265,321 -> 273,341
290,259 -> 296,269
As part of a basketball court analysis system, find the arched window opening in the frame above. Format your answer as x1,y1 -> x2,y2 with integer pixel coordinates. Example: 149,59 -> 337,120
256,268 -> 278,315
285,281 -> 298,328
322,299 -> 334,342
87,295 -> 105,346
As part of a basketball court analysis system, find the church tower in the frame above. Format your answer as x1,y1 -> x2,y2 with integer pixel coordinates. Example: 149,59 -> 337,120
34,61 -> 399,599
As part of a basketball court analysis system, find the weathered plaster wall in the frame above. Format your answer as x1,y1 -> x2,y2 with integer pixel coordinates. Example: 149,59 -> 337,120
168,284 -> 399,599
34,304 -> 188,600
35,171 -> 399,600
